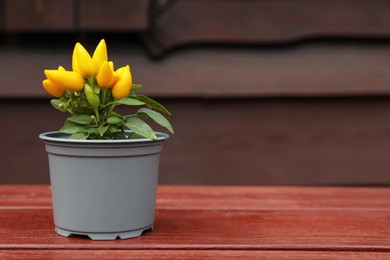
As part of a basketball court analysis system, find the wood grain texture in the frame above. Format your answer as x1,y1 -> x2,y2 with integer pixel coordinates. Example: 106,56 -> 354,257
79,0 -> 149,31
158,98 -> 390,186
2,185 -> 390,210
1,209 -> 390,250
0,0 -> 3,30
4,0 -> 74,30
156,186 -> 390,211
146,0 -> 390,54
3,98 -> 390,186
0,185 -> 51,208
1,42 -> 389,98
1,250 -> 389,259
1,185 -> 390,258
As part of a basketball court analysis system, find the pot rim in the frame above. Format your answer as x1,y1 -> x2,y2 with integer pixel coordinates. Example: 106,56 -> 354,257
39,130 -> 169,144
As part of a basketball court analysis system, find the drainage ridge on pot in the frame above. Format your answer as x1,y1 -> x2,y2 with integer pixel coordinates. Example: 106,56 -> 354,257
39,131 -> 169,240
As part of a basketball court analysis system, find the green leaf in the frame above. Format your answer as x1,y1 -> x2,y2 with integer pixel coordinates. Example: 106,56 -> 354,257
87,128 -> 99,135
107,116 -> 123,124
112,132 -> 126,139
67,115 -> 92,125
137,108 -> 174,134
108,111 -> 121,118
132,94 -> 171,115
98,125 -> 109,137
124,117 -> 157,140
92,84 -> 100,94
60,121 -> 87,134
117,98 -> 145,106
69,132 -> 88,140
50,99 -> 67,112
127,132 -> 145,139
130,84 -> 142,93
72,106 -> 93,116
63,100 -> 71,110
108,125 -> 120,133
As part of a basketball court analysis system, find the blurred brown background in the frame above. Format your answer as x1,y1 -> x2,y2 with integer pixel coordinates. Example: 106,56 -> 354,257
1,0 -> 390,185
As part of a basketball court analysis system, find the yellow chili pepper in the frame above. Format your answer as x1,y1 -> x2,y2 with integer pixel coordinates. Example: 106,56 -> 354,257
42,79 -> 65,97
44,69 -> 85,91
92,39 -> 108,75
112,65 -> 132,99
75,43 -> 94,78
107,61 -> 119,86
108,61 -> 114,70
96,61 -> 114,88
111,71 -> 119,87
116,66 -> 126,76
72,43 -> 81,73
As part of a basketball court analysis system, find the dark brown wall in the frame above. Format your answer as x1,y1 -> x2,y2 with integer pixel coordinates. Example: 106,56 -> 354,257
3,97 -> 390,186
1,0 -> 390,185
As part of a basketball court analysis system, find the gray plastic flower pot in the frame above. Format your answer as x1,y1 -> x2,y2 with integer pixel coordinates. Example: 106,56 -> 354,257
39,131 -> 169,240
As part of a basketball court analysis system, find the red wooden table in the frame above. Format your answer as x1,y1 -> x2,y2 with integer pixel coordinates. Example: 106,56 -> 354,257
1,185 -> 390,259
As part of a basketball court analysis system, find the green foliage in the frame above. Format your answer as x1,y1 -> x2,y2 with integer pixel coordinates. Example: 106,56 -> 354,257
116,98 -> 145,106
51,84 -> 173,140
137,108 -> 174,134
125,117 -> 157,140
131,94 -> 172,115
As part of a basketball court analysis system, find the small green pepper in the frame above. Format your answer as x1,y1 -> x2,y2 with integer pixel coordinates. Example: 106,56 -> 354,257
84,84 -> 100,109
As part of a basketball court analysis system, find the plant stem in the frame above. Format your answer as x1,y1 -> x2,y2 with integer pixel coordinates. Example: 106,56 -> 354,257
94,108 -> 100,123
107,102 -> 117,116
101,88 -> 108,106
87,77 -> 94,87
100,101 -> 115,109
123,114 -> 138,118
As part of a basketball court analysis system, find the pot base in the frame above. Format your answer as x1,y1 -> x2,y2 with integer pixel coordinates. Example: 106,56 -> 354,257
55,225 -> 153,240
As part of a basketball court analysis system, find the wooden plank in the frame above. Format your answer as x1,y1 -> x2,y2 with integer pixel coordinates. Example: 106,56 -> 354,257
4,0 -> 73,31
2,185 -> 390,211
79,0 -> 149,31
4,98 -> 390,186
145,0 -> 390,55
157,98 -> 390,186
1,249 -> 389,259
1,186 -> 390,256
0,0 -> 4,30
156,186 -> 390,211
1,209 -> 390,250
0,185 -> 51,208
1,43 -> 390,98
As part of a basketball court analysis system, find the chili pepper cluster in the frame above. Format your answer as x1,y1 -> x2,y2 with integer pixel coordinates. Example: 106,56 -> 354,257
42,39 -> 132,100
40,39 -> 173,140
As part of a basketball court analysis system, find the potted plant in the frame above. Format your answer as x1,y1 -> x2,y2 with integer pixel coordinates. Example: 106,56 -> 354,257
39,39 -> 174,240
